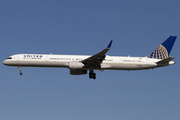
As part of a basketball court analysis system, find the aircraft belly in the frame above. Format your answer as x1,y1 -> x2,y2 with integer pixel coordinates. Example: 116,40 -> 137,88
4,60 -> 68,68
103,62 -> 154,70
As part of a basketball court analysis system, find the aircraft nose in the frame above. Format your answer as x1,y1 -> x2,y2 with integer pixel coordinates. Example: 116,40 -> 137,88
3,60 -> 7,65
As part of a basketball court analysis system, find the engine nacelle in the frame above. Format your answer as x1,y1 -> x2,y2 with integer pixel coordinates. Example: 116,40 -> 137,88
70,69 -> 87,75
68,61 -> 84,69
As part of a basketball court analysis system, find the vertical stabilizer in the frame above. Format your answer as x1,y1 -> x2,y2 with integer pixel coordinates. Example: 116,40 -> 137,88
148,36 -> 177,59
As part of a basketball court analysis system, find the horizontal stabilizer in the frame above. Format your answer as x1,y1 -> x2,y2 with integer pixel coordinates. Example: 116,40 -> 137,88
156,57 -> 175,64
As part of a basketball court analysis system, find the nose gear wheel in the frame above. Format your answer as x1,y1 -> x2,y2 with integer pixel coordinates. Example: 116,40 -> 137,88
18,66 -> 23,75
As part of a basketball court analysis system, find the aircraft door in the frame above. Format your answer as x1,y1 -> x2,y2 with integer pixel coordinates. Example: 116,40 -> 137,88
119,59 -> 122,63
17,56 -> 20,61
45,56 -> 49,62
146,58 -> 149,65
145,58 -> 149,69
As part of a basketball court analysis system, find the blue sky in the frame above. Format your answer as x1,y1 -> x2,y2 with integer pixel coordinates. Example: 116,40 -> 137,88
1,0 -> 180,120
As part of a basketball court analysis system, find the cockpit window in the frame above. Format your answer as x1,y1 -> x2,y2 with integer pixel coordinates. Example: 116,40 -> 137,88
7,57 -> 12,59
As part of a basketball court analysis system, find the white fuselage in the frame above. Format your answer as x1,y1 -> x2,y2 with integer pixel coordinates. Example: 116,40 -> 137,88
3,54 -> 175,71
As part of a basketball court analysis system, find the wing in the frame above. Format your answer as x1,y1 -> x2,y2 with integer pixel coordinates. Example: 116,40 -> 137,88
81,40 -> 113,68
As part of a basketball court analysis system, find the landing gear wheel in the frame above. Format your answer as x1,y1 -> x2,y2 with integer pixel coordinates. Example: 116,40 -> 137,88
18,66 -> 23,76
89,70 -> 96,79
92,73 -> 96,79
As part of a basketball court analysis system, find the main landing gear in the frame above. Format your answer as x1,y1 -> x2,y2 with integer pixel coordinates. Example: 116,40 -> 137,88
18,66 -> 23,75
89,70 -> 96,79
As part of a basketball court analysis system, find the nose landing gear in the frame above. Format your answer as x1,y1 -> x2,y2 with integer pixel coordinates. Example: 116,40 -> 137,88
89,70 -> 96,79
18,66 -> 23,75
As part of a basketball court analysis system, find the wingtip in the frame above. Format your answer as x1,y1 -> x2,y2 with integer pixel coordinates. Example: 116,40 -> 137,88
107,40 -> 113,48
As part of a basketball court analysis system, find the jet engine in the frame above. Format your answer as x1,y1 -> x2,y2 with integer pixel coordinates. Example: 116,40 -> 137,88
68,61 -> 84,69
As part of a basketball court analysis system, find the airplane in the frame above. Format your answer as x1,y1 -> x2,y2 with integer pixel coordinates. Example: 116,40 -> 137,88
3,36 -> 177,79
